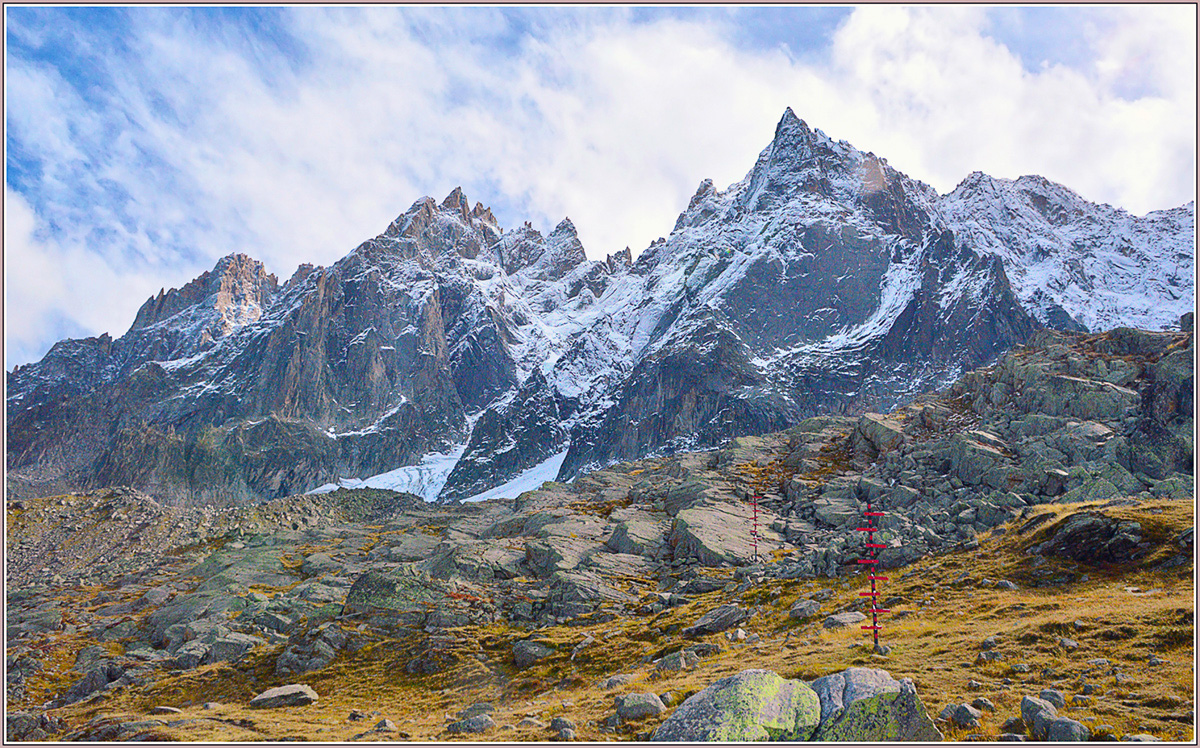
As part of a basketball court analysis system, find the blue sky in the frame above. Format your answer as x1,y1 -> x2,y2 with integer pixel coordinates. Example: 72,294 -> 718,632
5,5 -> 1196,367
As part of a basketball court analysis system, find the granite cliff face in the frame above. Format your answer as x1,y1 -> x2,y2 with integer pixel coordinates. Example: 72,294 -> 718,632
6,110 -> 1193,505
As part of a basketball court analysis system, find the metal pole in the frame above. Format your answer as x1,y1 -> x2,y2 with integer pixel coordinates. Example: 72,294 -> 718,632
857,500 -> 890,653
751,493 -> 760,563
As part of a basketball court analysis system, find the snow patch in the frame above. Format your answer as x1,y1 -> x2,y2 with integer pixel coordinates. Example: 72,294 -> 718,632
460,448 -> 571,503
307,442 -> 468,501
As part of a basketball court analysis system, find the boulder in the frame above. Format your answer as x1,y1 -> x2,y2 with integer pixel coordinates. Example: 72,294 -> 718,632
275,625 -> 352,676
1046,716 -> 1090,741
143,591 -> 246,647
1038,512 -> 1147,565
656,650 -> 699,673
789,599 -> 822,620
423,540 -> 526,582
809,667 -> 942,741
447,714 -> 495,734
202,633 -> 263,665
524,536 -> 600,576
812,488 -> 861,529
852,414 -> 906,457
606,508 -> 667,556
455,703 -> 496,720
616,693 -> 667,720
683,604 -> 749,637
823,612 -> 867,629
650,669 -> 821,741
513,639 -> 556,669
1020,695 -> 1058,740
582,551 -> 656,579
300,552 -> 341,577
599,673 -> 636,690
62,664 -> 122,704
248,684 -> 318,709
950,431 -> 1013,490
669,500 -> 783,566
949,703 -> 982,728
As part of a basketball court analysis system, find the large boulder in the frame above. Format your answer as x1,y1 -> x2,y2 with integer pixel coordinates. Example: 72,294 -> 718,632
1020,695 -> 1058,740
812,480 -> 861,528
683,604 -> 749,638
513,639 -> 556,669
421,540 -> 526,582
616,693 -> 667,720
524,536 -> 600,576
1036,512 -> 1148,565
143,591 -> 246,647
852,413 -> 906,458
809,667 -> 942,741
248,684 -> 318,709
606,508 -> 668,556
670,500 -> 783,566
650,669 -> 821,741
341,564 -> 490,629
950,431 -> 1014,490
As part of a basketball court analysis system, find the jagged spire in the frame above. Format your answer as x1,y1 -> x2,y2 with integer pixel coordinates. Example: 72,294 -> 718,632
774,107 -> 810,142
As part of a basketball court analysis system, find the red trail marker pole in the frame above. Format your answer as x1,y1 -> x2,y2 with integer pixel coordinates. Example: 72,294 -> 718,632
856,500 -> 890,653
751,493 -> 761,563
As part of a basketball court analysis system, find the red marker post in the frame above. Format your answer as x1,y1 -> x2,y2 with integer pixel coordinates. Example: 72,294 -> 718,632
751,493 -> 761,563
856,501 -> 890,654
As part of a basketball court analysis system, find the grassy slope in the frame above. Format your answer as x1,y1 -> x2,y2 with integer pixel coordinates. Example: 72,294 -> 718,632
24,497 -> 1192,742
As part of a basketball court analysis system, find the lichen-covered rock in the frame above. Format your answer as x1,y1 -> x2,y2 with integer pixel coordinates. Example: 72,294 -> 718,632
950,431 -> 1013,490
605,508 -> 668,556
1047,716 -> 1090,741
809,667 -> 942,741
656,649 -> 700,673
275,624 -> 353,676
650,669 -> 821,741
203,632 -> 263,665
61,661 -> 125,704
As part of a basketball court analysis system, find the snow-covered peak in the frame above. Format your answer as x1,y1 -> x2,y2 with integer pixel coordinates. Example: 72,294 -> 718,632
943,172 -> 1195,332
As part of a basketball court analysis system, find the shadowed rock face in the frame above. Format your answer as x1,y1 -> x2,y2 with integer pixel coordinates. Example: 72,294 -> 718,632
7,109 -> 1191,506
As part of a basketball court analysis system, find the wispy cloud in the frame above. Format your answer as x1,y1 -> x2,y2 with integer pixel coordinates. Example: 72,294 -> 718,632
5,6 -> 1195,367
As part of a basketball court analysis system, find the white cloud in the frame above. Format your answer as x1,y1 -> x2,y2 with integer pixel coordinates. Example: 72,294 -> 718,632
4,187 -> 166,366
5,6 -> 1195,367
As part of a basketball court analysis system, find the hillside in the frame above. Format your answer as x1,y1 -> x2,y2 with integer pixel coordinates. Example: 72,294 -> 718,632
6,322 -> 1193,742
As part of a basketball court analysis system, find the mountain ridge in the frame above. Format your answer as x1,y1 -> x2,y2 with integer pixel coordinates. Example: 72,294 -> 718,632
6,110 -> 1194,506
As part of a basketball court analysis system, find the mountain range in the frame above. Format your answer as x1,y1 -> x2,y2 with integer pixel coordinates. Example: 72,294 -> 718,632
6,108 -> 1194,505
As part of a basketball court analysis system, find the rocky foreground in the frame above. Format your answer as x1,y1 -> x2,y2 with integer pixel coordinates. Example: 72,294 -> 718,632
6,323 -> 1194,741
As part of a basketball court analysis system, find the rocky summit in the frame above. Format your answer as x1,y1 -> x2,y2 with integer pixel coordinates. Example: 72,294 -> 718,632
5,324 -> 1193,742
6,110 -> 1194,506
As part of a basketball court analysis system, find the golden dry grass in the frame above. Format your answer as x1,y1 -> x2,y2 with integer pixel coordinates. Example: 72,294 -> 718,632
12,495 -> 1194,742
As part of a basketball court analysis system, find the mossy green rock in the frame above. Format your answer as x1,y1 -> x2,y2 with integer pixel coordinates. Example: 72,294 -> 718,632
650,669 -> 820,741
810,668 -> 942,741
342,565 -> 450,617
